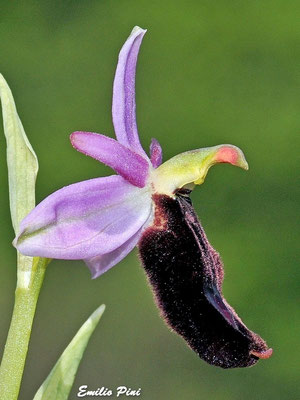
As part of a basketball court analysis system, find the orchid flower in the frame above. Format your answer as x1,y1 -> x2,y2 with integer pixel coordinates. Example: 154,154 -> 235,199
14,27 -> 272,368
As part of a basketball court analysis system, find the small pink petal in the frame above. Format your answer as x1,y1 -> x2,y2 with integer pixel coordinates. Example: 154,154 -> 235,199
71,131 -> 149,188
150,138 -> 163,168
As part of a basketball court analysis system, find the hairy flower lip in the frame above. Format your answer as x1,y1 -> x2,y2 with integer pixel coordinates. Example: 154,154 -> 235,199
138,193 -> 272,368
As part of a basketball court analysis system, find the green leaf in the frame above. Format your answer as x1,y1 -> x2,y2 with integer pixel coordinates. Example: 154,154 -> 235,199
33,305 -> 106,400
0,73 -> 38,235
0,75 -> 50,399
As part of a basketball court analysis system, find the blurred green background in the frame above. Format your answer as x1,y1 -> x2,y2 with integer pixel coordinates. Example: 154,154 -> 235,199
0,1 -> 299,399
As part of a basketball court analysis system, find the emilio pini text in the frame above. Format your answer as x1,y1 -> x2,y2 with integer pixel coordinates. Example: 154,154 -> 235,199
77,386 -> 141,397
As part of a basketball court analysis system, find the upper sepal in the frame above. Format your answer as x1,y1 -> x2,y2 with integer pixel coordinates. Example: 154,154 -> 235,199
112,26 -> 149,160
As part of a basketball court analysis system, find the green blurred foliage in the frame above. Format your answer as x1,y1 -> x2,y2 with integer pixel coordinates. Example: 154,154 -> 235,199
0,1 -> 299,399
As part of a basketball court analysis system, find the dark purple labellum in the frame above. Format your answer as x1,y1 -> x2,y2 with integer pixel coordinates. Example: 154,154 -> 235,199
138,193 -> 272,368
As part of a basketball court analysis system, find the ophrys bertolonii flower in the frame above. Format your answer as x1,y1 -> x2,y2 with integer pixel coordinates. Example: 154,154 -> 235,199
15,27 -> 272,368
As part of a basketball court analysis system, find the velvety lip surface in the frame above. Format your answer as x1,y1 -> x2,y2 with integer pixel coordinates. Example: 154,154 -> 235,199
138,193 -> 272,369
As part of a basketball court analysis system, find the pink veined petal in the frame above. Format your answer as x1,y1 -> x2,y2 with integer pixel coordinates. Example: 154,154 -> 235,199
150,138 -> 163,168
112,26 -> 149,159
85,211 -> 153,279
70,131 -> 149,188
14,175 -> 153,260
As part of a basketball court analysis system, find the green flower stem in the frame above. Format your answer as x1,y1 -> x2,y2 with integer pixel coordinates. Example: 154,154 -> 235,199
0,257 -> 50,400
